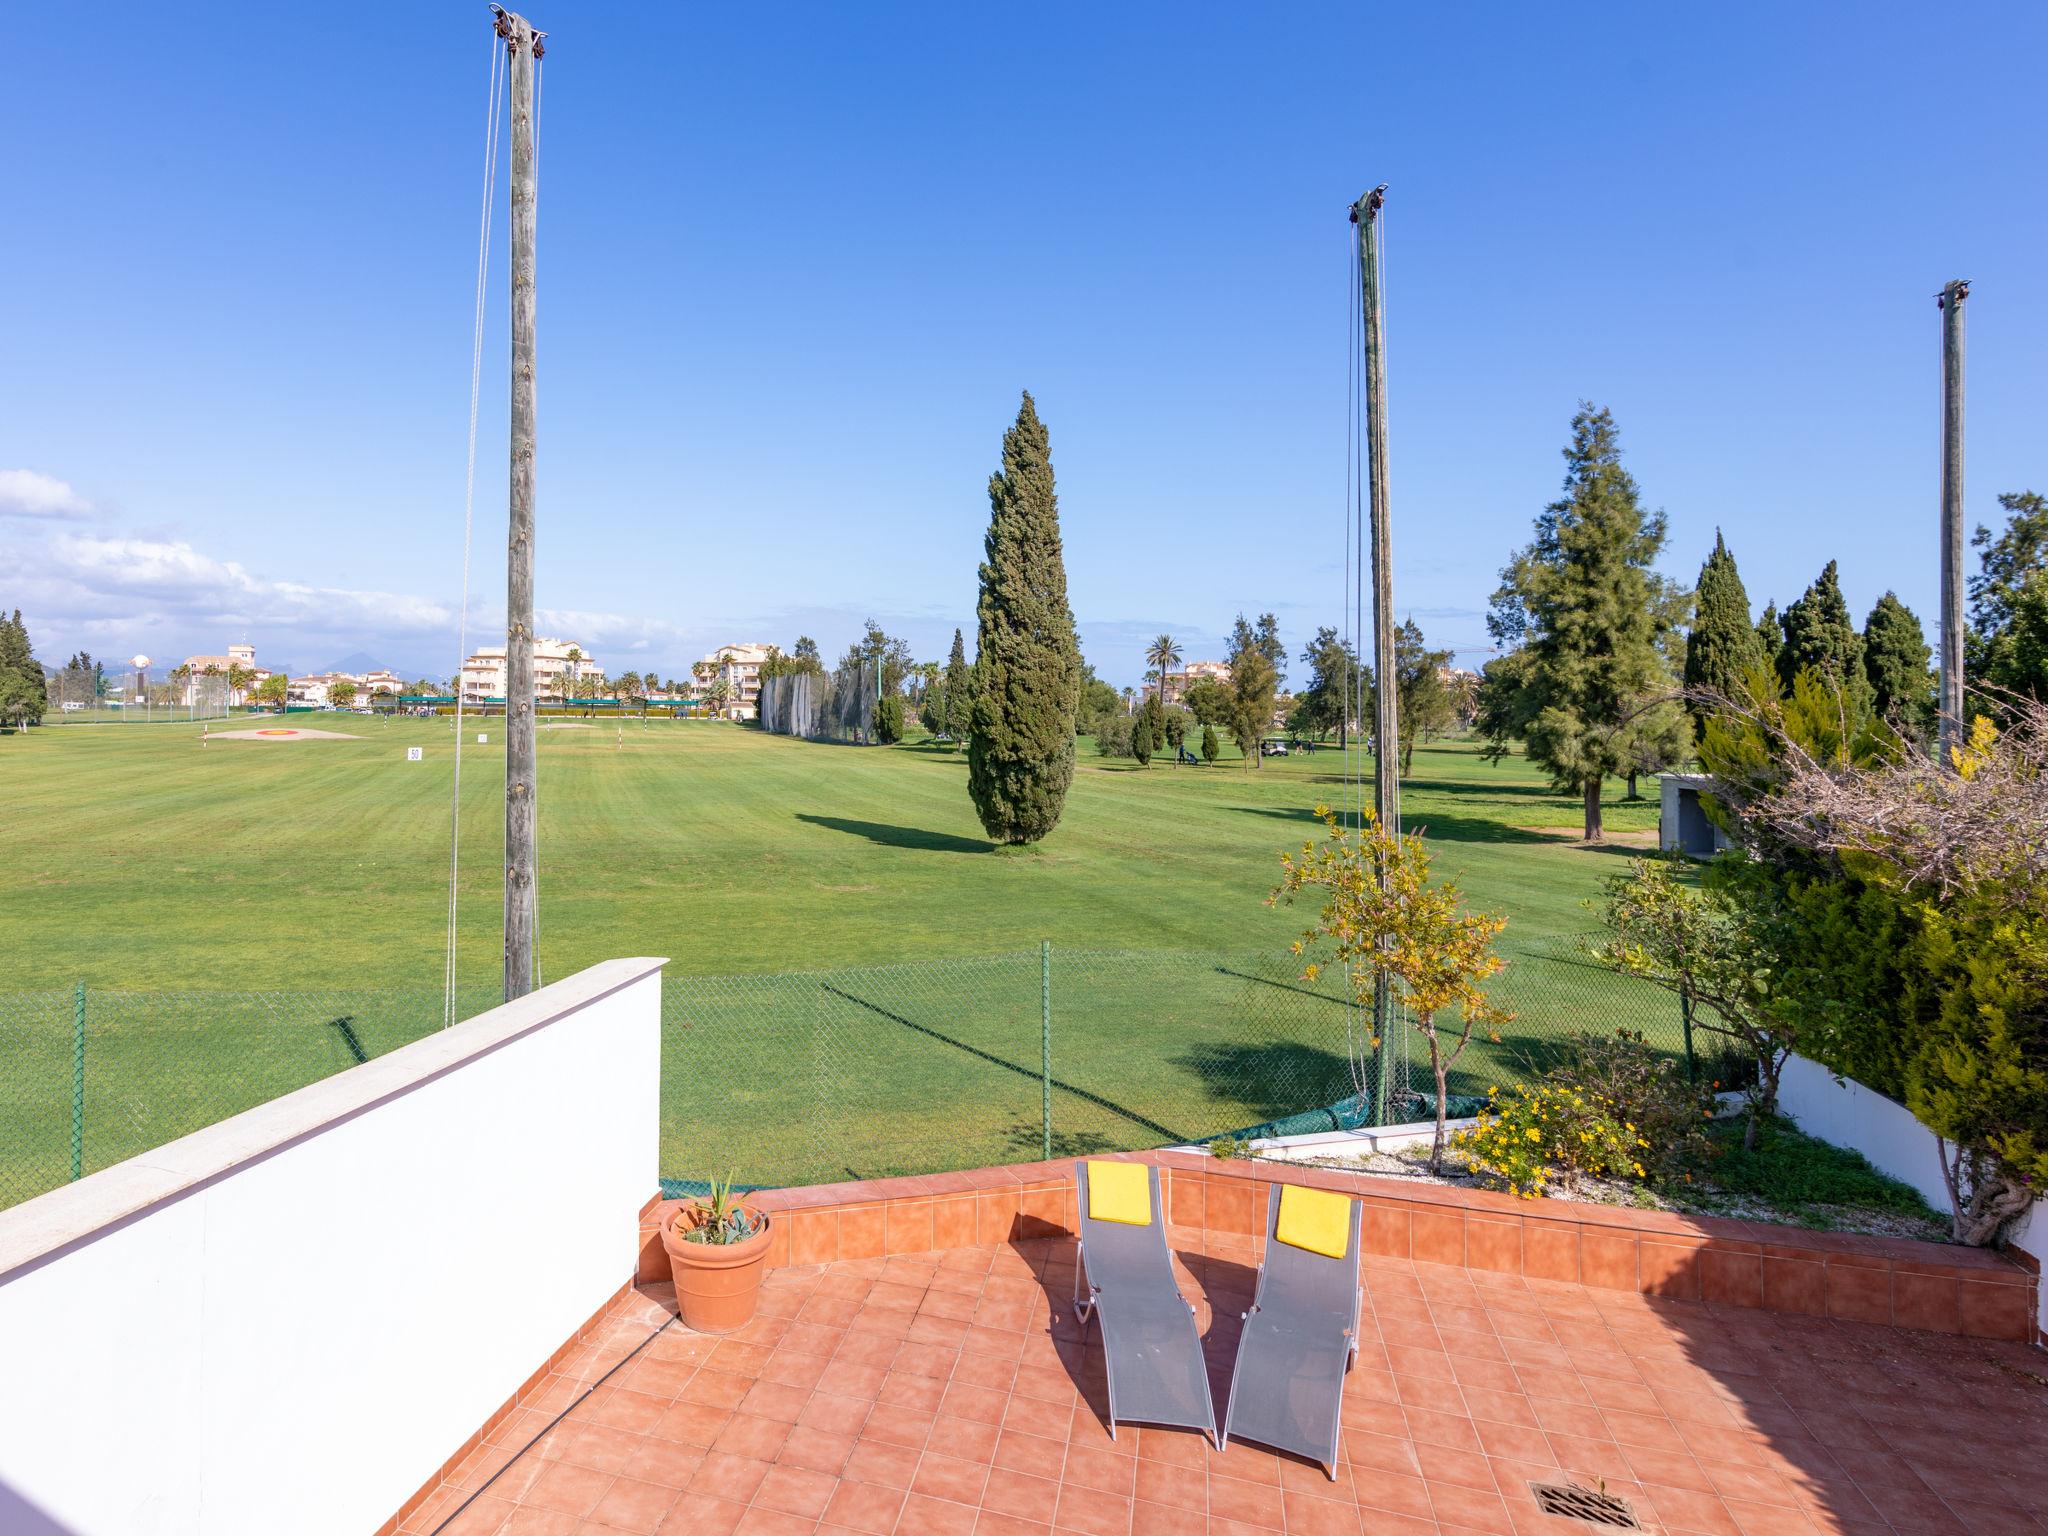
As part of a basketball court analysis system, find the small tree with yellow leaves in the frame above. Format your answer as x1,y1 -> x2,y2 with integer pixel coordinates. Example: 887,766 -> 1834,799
1271,804 -> 1513,1171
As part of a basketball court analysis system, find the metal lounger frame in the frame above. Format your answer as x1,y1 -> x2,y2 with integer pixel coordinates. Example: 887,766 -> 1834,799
1071,1161 -> 1219,1447
1219,1182 -> 1363,1479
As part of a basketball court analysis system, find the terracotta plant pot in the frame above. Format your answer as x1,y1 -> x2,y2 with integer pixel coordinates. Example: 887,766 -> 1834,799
661,1201 -> 772,1333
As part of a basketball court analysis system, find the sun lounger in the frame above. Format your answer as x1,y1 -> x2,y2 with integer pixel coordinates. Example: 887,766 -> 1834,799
1072,1160 -> 1219,1446
1219,1182 -> 1363,1479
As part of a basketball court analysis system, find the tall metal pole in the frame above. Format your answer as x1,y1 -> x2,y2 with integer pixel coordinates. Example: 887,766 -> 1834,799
1351,186 -> 1399,1125
1938,279 -> 1969,759
497,7 -> 544,1001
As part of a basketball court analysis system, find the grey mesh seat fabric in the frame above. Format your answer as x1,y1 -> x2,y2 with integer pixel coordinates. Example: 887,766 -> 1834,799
1220,1183 -> 1363,1479
1071,1161 -> 1218,1446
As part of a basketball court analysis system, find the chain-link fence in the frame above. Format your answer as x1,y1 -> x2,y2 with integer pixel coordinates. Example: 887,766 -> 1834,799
0,938 -> 1699,1213
658,936 -> 1695,1191
42,663 -> 231,724
0,985 -> 499,1211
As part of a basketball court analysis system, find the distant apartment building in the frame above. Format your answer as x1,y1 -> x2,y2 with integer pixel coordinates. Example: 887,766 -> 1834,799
695,643 -> 774,720
287,669 -> 404,708
178,642 -> 272,706
1147,658 -> 1230,707
459,639 -> 602,706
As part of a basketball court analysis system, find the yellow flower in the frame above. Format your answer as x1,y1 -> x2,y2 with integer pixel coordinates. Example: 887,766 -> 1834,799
1525,1127 -> 1541,1143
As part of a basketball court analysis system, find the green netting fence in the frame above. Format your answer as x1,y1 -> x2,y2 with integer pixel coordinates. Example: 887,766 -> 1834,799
0,936 -> 1700,1214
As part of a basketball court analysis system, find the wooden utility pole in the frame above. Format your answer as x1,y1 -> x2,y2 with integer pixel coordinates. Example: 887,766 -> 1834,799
1938,279 -> 1969,759
1351,185 -> 1399,1124
497,6 -> 544,1000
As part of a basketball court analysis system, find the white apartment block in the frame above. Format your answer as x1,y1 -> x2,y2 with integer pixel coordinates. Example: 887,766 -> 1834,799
1147,658 -> 1230,707
459,639 -> 602,705
287,669 -> 404,708
695,643 -> 775,720
178,643 -> 271,706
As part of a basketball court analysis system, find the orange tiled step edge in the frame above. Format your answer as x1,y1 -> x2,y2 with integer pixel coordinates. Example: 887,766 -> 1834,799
639,1148 -> 2037,1343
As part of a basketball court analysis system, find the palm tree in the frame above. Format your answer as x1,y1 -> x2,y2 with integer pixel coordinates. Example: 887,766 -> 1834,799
563,646 -> 583,703
1145,633 -> 1183,712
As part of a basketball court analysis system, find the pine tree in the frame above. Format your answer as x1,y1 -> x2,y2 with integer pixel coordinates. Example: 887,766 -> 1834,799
1682,531 -> 1763,737
967,393 -> 1082,844
1225,617 -> 1279,767
0,608 -> 47,730
1756,601 -> 1785,668
1779,561 -> 1872,715
1862,591 -> 1934,737
1968,491 -> 2048,707
1393,618 -> 1454,776
943,628 -> 972,740
1477,405 -> 1681,841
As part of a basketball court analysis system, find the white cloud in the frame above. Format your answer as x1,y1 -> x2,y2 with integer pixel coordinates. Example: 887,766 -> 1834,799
0,469 -> 90,520
0,505 -> 709,677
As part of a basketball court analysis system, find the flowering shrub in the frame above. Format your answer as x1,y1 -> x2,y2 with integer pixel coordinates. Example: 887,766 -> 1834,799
1454,1033 -> 1718,1198
1546,1029 -> 1715,1181
1454,1084 -> 1652,1199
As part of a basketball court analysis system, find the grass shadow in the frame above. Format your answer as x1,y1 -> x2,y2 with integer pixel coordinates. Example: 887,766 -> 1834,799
821,985 -> 1183,1142
1167,1039 -> 1358,1125
1232,804 -> 1554,846
796,814 -> 994,854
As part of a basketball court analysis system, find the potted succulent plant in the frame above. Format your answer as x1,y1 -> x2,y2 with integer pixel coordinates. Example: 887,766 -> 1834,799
660,1172 -> 772,1332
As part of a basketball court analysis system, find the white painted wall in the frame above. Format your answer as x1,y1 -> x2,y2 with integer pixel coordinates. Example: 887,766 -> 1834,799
1779,1052 -> 2045,1341
0,957 -> 664,1536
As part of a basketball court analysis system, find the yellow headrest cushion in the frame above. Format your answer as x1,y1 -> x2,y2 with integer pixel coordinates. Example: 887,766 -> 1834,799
1086,1161 -> 1152,1226
1276,1184 -> 1352,1259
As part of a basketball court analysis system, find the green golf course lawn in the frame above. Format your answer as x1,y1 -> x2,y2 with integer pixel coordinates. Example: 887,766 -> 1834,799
0,717 -> 1678,1197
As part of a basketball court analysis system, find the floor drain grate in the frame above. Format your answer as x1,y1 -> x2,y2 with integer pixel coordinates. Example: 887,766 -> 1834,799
1530,1483 -> 1641,1529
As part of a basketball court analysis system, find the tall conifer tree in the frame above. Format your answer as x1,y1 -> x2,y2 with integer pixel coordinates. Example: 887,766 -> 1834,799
1862,591 -> 1934,737
1682,531 -> 1763,737
1477,405 -> 1679,841
943,628 -> 972,740
1756,602 -> 1785,669
1779,561 -> 1872,714
968,394 -> 1082,843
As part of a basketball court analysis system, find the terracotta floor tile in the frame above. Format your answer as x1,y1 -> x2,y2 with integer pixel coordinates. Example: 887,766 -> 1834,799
987,1468 -> 1066,1524
900,1493 -> 982,1536
440,1239 -> 2043,1536
523,1457 -> 615,1517
588,1475 -> 681,1534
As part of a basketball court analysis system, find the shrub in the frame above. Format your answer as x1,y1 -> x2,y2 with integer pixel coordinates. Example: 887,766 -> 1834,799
1094,712 -> 1132,758
1200,725 -> 1220,765
1455,1084 -> 1651,1199
1545,1029 -> 1714,1181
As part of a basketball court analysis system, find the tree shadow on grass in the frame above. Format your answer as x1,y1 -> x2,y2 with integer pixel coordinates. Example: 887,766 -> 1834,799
1167,1039 -> 1359,1128
1232,804 -> 1555,846
795,814 -> 994,854
820,985 -> 1183,1143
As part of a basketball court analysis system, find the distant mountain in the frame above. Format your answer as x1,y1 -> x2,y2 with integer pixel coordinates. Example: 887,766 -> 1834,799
317,649 -> 448,682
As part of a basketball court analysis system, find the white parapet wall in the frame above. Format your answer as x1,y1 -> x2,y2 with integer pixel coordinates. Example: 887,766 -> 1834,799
1779,1052 -> 2046,1343
0,956 -> 665,1536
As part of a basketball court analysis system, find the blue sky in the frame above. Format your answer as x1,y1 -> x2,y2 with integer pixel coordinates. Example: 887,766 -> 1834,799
3,2 -> 2043,686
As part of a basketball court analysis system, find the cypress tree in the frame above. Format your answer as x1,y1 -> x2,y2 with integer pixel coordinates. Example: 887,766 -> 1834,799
968,393 -> 1082,844
943,628 -> 972,740
1682,531 -> 1763,736
1862,591 -> 1934,737
1756,601 -> 1785,670
1477,405 -> 1682,841
1779,560 -> 1872,713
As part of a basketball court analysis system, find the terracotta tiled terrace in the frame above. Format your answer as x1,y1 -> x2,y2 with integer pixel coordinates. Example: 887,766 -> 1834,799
400,1231 -> 2048,1536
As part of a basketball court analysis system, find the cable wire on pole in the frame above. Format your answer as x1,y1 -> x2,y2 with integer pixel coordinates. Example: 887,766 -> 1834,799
445,33 -> 507,1028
